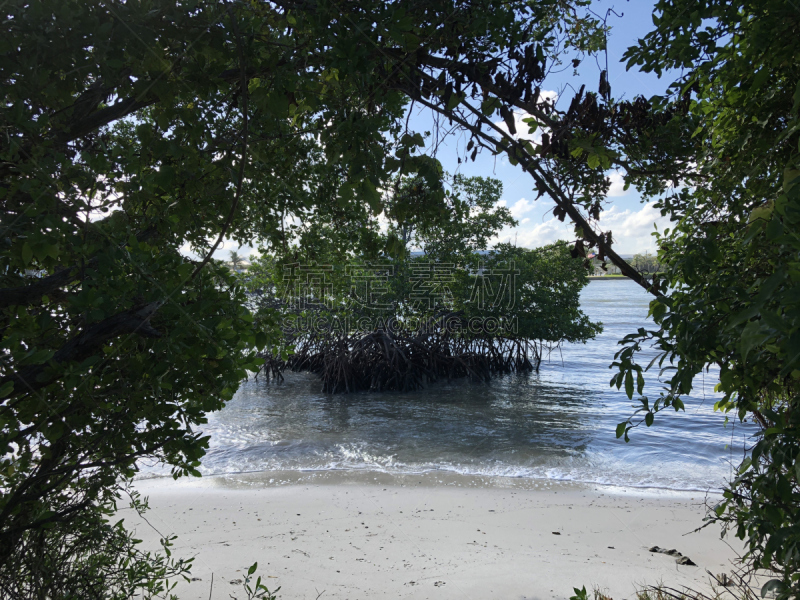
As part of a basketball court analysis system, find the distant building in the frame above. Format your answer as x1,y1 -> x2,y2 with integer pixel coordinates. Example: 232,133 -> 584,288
589,256 -> 625,275
227,260 -> 251,273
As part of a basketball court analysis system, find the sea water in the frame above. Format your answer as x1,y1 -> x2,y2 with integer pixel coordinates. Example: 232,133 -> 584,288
143,280 -> 757,492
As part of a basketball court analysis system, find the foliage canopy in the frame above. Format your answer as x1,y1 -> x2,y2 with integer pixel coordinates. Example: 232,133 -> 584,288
0,0 -> 605,594
600,2 -> 800,595
6,0 -> 798,595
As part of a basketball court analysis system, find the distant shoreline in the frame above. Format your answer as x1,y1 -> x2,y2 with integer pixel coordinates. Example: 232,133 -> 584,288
588,275 -> 631,280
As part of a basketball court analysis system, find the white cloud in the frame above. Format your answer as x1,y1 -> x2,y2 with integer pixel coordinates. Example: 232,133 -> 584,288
493,91 -> 558,145
377,211 -> 390,233
607,171 -> 629,197
494,201 -> 671,255
539,89 -> 559,105
515,218 -> 573,247
594,202 -> 670,253
508,198 -> 534,218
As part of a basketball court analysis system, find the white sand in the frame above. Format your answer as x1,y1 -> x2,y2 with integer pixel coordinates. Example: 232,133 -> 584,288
128,472 -> 742,600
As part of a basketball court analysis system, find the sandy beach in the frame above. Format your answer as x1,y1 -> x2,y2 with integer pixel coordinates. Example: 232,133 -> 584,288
127,472 -> 742,600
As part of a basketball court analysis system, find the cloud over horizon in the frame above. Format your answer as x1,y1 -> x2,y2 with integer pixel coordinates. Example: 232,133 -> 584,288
493,201 -> 670,255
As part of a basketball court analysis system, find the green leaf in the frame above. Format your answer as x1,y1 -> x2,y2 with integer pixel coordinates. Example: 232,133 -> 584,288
645,412 -> 654,427
761,579 -> 786,598
728,305 -> 760,328
740,320 -> 771,363
266,92 -> 289,118
480,97 -> 500,116
446,92 -> 463,110
624,370 -> 634,399
570,586 -> 588,600
739,457 -> 753,474
649,299 -> 667,321
0,381 -> 13,399
248,562 -> 258,576
255,331 -> 268,349
21,242 -> 32,265
615,421 -> 627,439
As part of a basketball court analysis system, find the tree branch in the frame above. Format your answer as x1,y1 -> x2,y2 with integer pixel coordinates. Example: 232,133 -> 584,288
0,266 -> 85,309
1,302 -> 163,397
401,88 -> 659,296
190,3 -> 250,279
0,224 -> 158,309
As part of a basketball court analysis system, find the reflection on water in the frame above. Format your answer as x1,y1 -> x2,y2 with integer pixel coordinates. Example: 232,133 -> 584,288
142,280 -> 758,491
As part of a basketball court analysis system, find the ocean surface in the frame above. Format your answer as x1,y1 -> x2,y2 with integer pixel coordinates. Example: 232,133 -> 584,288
142,280 -> 757,492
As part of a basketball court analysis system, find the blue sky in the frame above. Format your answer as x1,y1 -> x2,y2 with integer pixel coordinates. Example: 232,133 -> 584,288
405,0 -> 673,256
217,1 -> 670,261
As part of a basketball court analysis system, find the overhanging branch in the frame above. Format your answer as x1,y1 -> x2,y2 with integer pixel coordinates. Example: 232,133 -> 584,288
401,87 -> 659,296
1,302 -> 163,397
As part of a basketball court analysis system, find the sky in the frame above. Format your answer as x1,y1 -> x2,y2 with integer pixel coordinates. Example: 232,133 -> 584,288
215,0 -> 671,262
407,0 -> 674,257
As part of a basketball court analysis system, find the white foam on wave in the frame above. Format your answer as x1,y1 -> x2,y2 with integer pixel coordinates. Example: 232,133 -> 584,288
134,449 -> 730,494
135,441 -> 730,494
